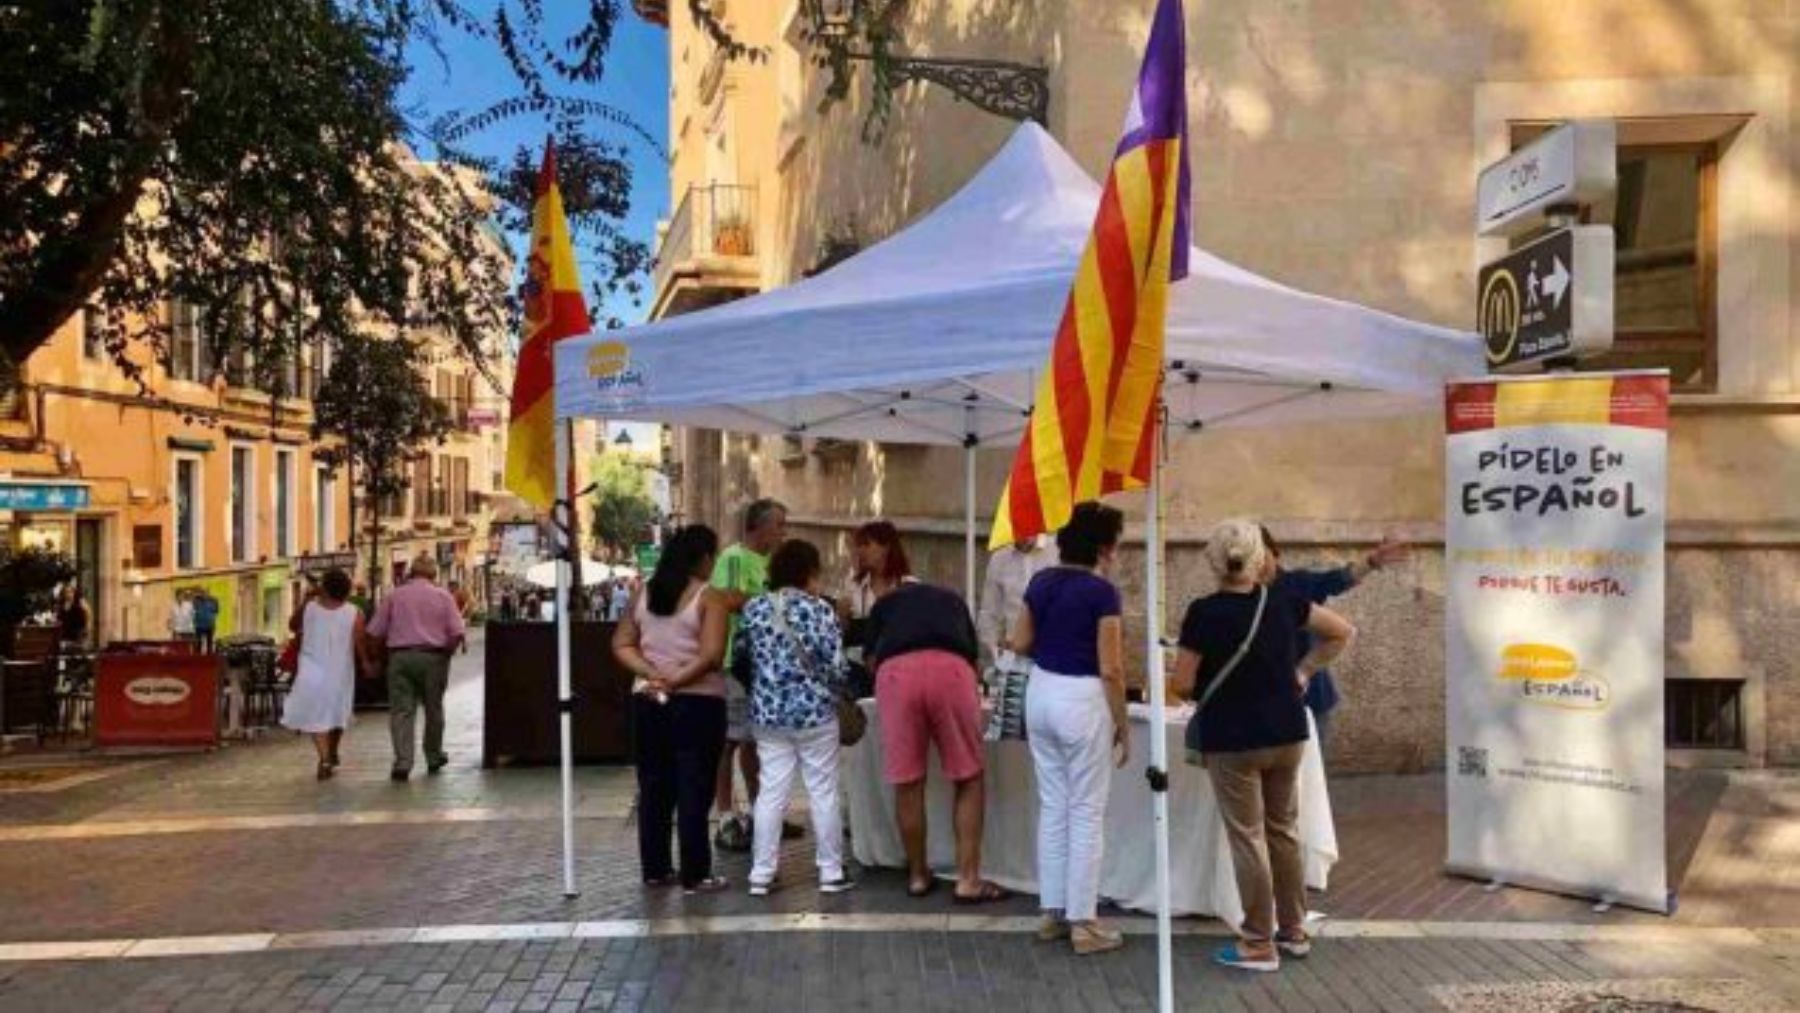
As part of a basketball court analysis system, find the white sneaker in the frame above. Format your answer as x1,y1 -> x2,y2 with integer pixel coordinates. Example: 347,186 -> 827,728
748,880 -> 773,898
819,874 -> 858,894
1276,932 -> 1312,958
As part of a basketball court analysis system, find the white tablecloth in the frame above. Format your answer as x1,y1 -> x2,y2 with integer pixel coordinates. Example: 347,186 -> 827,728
844,700 -> 1337,925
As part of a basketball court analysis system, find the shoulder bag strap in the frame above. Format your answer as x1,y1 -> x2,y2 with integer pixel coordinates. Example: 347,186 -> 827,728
1195,585 -> 1268,713
769,592 -> 824,685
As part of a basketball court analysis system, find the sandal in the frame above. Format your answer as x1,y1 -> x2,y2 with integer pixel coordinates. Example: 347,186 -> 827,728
642,873 -> 680,888
683,876 -> 730,895
315,763 -> 333,781
907,878 -> 938,898
952,881 -> 1011,905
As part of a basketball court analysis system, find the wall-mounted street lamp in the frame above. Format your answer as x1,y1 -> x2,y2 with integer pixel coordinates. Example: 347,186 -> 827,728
814,0 -> 1049,126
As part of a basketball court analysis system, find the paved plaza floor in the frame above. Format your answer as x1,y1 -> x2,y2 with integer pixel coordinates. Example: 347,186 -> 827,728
1,630 -> 1795,1011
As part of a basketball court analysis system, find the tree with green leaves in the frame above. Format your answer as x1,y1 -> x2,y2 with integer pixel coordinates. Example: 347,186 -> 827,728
310,334 -> 452,593
0,1 -> 523,390
0,0 -> 661,392
589,453 -> 659,558
0,546 -> 77,632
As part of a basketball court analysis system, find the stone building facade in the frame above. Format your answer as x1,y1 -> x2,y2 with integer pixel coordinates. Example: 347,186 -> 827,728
638,0 -> 1799,771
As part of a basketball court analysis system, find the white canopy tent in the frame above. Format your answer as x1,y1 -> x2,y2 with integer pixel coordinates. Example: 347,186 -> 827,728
545,122 -> 1481,991
557,122 -> 1473,440
556,122 -> 1478,607
523,557 -> 612,589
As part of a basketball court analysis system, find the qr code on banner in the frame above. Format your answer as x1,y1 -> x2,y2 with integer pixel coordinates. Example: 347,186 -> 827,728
1458,746 -> 1488,778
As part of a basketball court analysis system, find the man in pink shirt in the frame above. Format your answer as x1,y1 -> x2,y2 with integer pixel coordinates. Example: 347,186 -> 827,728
366,554 -> 466,781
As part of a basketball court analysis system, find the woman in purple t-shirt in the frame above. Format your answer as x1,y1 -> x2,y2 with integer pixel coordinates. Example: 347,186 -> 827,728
1007,501 -> 1130,956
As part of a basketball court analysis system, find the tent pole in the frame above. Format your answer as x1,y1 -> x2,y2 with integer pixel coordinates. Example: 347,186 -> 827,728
964,433 -> 977,611
1147,415 -> 1173,1013
554,422 -> 579,899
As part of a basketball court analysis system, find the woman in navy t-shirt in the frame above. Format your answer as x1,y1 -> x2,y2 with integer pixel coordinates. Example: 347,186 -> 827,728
1008,501 -> 1130,956
1172,518 -> 1355,974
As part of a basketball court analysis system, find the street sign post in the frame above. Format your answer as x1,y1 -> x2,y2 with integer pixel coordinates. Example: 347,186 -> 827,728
1477,120 -> 1616,238
1478,225 -> 1615,372
634,543 -> 660,575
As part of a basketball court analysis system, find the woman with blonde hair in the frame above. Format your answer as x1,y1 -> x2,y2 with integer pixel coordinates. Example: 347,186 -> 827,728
1172,518 -> 1355,973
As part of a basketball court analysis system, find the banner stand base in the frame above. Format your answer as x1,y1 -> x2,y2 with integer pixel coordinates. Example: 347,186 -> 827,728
1445,864 -> 1672,917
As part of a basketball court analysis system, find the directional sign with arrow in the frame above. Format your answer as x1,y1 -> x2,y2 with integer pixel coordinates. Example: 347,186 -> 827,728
1478,225 -> 1615,372
1540,256 -> 1570,309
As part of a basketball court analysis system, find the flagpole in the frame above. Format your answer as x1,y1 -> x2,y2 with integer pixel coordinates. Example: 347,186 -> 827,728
567,419 -> 583,607
964,413 -> 978,611
554,421 -> 578,898
1146,402 -> 1174,1013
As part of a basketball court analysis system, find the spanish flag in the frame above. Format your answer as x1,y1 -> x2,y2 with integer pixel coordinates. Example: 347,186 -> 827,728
505,139 -> 592,508
990,0 -> 1190,548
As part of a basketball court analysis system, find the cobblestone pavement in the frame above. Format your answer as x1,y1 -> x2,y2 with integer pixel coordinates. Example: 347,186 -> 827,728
1,929 -> 1797,1012
2,630 -> 1797,1010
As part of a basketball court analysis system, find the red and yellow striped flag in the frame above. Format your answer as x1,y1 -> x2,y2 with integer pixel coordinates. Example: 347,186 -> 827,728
990,0 -> 1190,548
505,139 -> 592,508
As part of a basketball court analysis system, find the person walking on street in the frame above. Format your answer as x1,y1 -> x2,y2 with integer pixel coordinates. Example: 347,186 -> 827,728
449,581 -> 475,653
282,569 -> 364,780
365,554 -> 466,781
1173,519 -> 1356,973
710,498 -> 789,852
168,589 -> 196,646
191,589 -> 220,654
977,535 -> 1055,668
1259,526 -> 1406,750
609,579 -> 632,622
866,579 -> 1005,903
1009,502 -> 1131,955
613,526 -> 731,894
735,539 -> 855,897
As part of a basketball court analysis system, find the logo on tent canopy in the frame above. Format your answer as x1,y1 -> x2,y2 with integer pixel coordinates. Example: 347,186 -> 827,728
586,340 -> 647,408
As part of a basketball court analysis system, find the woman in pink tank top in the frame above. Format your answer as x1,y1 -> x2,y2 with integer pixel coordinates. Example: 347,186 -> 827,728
612,525 -> 730,893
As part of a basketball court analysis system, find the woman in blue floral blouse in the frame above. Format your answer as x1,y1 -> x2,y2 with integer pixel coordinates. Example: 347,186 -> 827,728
733,538 -> 855,896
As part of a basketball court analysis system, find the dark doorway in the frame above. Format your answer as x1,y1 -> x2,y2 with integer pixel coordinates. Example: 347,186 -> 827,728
74,519 -> 102,647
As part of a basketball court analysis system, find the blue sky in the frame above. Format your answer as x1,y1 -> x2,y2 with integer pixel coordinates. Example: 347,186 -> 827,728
399,6 -> 670,445
399,7 -> 671,329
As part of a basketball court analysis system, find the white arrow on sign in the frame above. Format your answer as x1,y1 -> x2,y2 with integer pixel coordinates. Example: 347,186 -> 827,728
1541,255 -> 1571,309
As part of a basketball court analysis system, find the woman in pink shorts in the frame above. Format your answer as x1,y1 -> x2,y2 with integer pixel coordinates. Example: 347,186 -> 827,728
865,580 -> 1008,903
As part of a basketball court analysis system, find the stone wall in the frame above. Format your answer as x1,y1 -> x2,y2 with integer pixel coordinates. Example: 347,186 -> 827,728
657,0 -> 1800,771
778,519 -> 1800,774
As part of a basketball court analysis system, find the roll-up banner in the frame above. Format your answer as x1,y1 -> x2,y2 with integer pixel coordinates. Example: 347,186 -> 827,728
1444,371 -> 1670,914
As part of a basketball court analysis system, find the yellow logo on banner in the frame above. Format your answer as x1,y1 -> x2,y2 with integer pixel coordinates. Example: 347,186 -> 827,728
1498,643 -> 1578,681
586,340 -> 630,379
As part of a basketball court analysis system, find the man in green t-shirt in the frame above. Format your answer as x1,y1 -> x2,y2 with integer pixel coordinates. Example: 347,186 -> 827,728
710,497 -> 787,851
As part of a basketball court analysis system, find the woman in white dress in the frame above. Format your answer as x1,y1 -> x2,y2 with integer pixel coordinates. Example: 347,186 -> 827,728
281,569 -> 364,780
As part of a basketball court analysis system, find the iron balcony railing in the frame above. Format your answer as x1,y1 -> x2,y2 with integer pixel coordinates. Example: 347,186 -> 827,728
652,183 -> 758,300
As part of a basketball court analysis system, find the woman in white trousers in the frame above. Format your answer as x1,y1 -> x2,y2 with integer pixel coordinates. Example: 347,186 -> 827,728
734,539 -> 856,896
1008,502 -> 1130,955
